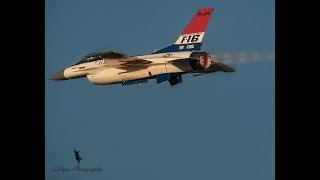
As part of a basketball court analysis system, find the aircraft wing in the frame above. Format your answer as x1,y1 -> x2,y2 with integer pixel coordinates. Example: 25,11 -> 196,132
192,61 -> 236,76
100,51 -> 170,73
100,51 -> 137,59
100,51 -> 152,66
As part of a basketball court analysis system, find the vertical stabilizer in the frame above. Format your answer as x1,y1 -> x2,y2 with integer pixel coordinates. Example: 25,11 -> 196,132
154,8 -> 214,54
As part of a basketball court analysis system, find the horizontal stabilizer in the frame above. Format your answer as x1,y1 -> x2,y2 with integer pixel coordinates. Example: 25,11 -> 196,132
192,61 -> 236,76
214,62 -> 236,72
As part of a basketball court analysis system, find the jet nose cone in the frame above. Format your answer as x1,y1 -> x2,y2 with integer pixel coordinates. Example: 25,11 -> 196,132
50,70 -> 67,80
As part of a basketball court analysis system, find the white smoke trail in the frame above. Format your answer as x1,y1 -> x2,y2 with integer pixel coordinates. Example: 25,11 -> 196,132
210,51 -> 275,65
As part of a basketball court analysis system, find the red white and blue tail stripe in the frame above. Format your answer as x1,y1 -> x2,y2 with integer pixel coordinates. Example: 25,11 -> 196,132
154,8 -> 214,54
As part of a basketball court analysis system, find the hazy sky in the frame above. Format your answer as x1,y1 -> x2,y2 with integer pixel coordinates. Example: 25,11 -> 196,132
45,0 -> 275,179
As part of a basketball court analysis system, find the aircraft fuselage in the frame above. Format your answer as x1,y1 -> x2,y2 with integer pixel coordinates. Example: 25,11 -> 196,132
64,51 -> 198,85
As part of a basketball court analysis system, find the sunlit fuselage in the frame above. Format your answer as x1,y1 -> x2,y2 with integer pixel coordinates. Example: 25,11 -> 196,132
53,51 -> 212,85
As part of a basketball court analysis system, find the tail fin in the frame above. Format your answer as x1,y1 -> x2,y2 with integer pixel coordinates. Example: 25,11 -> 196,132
153,8 -> 214,54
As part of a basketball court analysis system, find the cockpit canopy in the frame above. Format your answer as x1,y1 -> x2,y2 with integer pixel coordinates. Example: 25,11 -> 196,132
76,52 -> 103,65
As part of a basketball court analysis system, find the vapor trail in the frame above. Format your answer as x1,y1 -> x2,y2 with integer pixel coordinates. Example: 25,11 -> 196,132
211,51 -> 275,65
